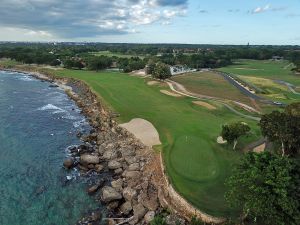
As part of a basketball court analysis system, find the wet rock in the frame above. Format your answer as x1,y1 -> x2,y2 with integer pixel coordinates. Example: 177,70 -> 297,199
144,211 -> 155,224
123,187 -> 137,201
107,201 -> 120,211
101,186 -> 122,203
63,158 -> 74,169
120,201 -> 132,215
80,154 -> 99,165
35,185 -> 46,195
108,160 -> 122,170
87,184 -> 100,195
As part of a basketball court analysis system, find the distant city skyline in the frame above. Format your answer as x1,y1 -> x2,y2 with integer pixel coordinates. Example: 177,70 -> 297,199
0,0 -> 299,45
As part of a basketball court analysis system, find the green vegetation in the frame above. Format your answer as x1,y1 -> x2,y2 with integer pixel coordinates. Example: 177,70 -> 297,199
226,152 -> 300,225
259,104 -> 300,156
221,122 -> 251,150
170,72 -> 253,105
53,69 -> 261,217
90,50 -> 145,59
219,60 -> 300,104
151,62 -> 172,80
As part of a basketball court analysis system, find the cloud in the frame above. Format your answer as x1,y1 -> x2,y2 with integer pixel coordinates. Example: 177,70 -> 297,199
251,4 -> 271,14
0,0 -> 189,39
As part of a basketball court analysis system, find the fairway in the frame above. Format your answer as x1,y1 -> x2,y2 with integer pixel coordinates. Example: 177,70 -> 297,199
219,60 -> 300,104
54,69 -> 260,217
171,72 -> 253,105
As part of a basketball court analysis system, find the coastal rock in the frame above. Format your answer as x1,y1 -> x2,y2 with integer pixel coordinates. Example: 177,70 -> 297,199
111,179 -> 123,191
101,186 -> 122,203
102,149 -> 118,160
108,160 -> 122,170
144,211 -> 155,224
130,203 -> 146,224
87,184 -> 100,195
95,164 -> 104,172
128,163 -> 140,171
123,187 -> 137,201
63,158 -> 74,169
120,201 -> 132,215
123,171 -> 140,179
107,201 -> 120,210
80,154 -> 99,165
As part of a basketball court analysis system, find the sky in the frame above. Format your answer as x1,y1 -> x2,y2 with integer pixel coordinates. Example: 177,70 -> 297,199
0,0 -> 299,45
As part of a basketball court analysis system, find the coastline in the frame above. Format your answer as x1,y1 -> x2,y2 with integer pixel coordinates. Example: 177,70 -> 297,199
0,66 -> 226,224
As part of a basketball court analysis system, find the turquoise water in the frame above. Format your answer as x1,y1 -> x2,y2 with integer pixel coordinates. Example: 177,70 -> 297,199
0,71 -> 98,225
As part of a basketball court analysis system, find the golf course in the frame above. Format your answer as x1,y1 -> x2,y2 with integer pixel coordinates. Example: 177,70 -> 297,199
219,60 -> 300,105
53,69 -> 261,217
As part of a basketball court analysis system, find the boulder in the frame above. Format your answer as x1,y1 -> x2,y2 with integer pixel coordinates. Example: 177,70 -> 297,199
108,160 -> 122,170
144,211 -> 155,224
111,179 -> 123,191
95,164 -> 104,172
107,201 -> 120,210
101,186 -> 122,203
123,187 -> 137,201
123,171 -> 140,179
63,158 -> 74,169
80,154 -> 99,165
120,201 -> 133,215
87,184 -> 100,195
128,163 -> 140,171
102,149 -> 118,160
131,203 -> 146,223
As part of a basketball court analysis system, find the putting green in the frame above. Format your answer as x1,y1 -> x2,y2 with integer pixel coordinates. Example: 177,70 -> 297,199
170,136 -> 218,181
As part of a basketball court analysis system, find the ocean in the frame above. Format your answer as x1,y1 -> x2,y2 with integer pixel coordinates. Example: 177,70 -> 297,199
0,70 -> 98,225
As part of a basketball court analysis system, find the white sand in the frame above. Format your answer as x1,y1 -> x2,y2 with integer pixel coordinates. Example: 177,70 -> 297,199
120,118 -> 161,147
217,136 -> 227,144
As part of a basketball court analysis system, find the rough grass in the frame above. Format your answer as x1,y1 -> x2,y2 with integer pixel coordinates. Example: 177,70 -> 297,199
53,69 -> 261,217
219,60 -> 300,104
171,72 -> 252,105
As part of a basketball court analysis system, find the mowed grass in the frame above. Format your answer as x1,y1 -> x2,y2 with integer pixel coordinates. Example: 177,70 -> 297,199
171,72 -> 252,105
54,69 -> 261,217
89,50 -> 145,59
219,60 -> 300,104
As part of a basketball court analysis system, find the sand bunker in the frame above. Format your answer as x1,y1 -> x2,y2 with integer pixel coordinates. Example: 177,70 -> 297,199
193,101 -> 216,110
217,136 -> 227,144
160,90 -> 181,97
147,81 -> 160,86
253,143 -> 265,153
120,118 -> 161,147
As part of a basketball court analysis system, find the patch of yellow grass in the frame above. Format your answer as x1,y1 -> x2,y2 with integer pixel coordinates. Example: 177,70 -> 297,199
238,76 -> 287,91
192,101 -> 217,110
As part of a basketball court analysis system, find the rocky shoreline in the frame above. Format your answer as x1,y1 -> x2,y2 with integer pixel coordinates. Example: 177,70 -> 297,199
0,66 -> 225,225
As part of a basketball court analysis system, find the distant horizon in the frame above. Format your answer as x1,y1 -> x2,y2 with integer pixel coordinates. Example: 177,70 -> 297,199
0,0 -> 299,45
0,41 -> 299,47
